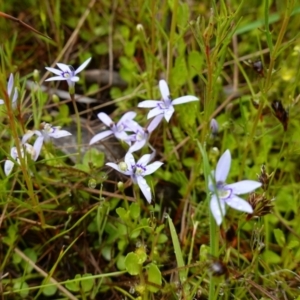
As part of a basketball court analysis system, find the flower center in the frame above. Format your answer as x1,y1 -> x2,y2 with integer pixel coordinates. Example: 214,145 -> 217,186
135,131 -> 144,141
118,162 -> 128,172
62,71 -> 71,79
134,164 -> 146,175
217,187 -> 232,200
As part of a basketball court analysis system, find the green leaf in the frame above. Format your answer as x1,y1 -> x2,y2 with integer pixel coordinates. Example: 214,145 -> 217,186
167,215 -> 186,284
116,207 -> 129,221
83,148 -> 105,169
147,263 -> 162,293
124,252 -> 140,275
65,279 -> 80,292
129,202 -> 140,220
81,273 -> 94,292
273,229 -> 286,247
13,281 -> 29,298
262,250 -> 282,264
42,285 -> 57,296
21,248 -> 37,273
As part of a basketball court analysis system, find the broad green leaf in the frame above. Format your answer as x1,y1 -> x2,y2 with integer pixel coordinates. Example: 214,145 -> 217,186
262,250 -> 282,264
81,273 -> 94,292
129,202 -> 140,220
42,285 -> 57,296
13,281 -> 29,298
125,252 -> 140,275
147,263 -> 162,293
83,148 -> 105,169
273,228 -> 286,247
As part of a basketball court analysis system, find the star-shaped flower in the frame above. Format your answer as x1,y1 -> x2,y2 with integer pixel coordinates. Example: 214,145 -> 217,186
126,115 -> 163,153
45,57 -> 91,89
4,141 -> 42,176
0,73 -> 18,109
106,152 -> 163,203
22,122 -> 72,159
209,149 -> 262,225
138,79 -> 198,122
89,111 -> 137,146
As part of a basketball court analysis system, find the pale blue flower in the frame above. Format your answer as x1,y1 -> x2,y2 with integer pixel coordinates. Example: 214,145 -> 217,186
126,115 -> 163,153
210,118 -> 218,136
0,74 -> 18,109
4,141 -> 42,176
22,122 -> 72,159
89,111 -> 137,145
138,80 -> 198,122
209,149 -> 262,225
106,152 -> 163,203
45,57 -> 91,88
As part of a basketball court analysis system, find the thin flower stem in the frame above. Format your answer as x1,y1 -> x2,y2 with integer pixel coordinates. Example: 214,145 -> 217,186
70,93 -> 82,164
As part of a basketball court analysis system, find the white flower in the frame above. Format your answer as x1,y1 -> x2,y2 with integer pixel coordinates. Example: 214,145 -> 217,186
89,111 -> 137,145
0,74 -> 18,109
45,57 -> 91,88
22,122 -> 72,159
126,115 -> 163,153
106,152 -> 163,203
4,142 -> 41,176
209,149 -> 262,225
138,80 -> 198,122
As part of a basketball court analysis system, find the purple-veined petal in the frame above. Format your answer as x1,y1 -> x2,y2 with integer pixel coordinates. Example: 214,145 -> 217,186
143,161 -> 163,176
172,95 -> 198,105
164,106 -> 175,122
45,67 -> 63,76
138,100 -> 160,108
128,140 -> 147,153
136,175 -> 152,203
159,80 -> 170,101
147,107 -> 164,119
147,114 -> 163,133
215,149 -> 231,183
49,130 -> 72,139
97,112 -> 113,127
89,130 -> 113,145
226,195 -> 253,213
75,57 -> 92,74
4,160 -> 14,176
124,152 -> 136,167
210,194 -> 226,226
7,74 -> 14,96
33,136 -> 44,161
22,131 -> 35,144
45,76 -> 68,82
70,76 -> 80,82
56,63 -> 72,72
226,180 -> 262,195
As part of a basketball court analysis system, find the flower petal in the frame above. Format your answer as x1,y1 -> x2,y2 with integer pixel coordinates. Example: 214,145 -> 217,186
210,194 -> 226,226
118,111 -> 137,123
226,195 -> 253,213
124,152 -> 136,167
7,74 -> 14,97
147,107 -> 164,119
143,161 -> 163,176
22,131 -> 36,144
137,154 -> 152,166
45,67 -> 63,76
33,136 -> 44,161
70,76 -> 80,82
75,57 -> 92,74
97,112 -> 113,127
4,160 -> 14,176
50,130 -> 72,139
45,76 -> 68,82
137,175 -> 152,203
138,100 -> 160,108
164,106 -> 175,122
147,114 -> 163,133
226,180 -> 262,195
89,130 -> 112,145
215,149 -> 231,183
106,162 -> 130,176
159,80 -> 170,101
128,140 -> 146,153
172,95 -> 198,105
56,63 -> 72,72
114,131 -> 130,143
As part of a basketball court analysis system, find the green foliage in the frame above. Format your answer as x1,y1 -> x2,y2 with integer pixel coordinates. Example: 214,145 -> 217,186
1,0 -> 300,299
